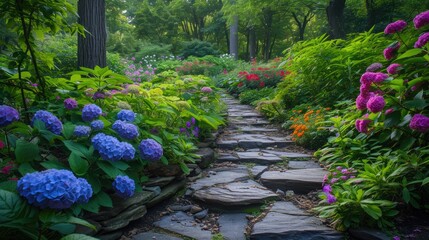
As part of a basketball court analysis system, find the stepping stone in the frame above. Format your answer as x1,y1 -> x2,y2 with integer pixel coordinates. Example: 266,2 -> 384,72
217,139 -> 238,149
250,165 -> 268,178
251,202 -> 343,240
261,150 -> 313,160
236,151 -> 283,164
288,161 -> 321,169
217,153 -> 239,162
260,168 -> 328,194
218,213 -> 248,240
154,211 -> 212,240
229,112 -> 261,118
193,180 -> 278,207
228,118 -> 270,126
190,171 -> 249,191
238,126 -> 278,133
349,227 -> 391,240
147,179 -> 187,208
143,176 -> 175,187
195,148 -> 215,168
132,231 -> 182,240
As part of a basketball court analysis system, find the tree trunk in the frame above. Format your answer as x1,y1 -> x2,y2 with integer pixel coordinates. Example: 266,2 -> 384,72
326,0 -> 346,39
249,27 -> 256,60
78,0 -> 107,68
229,15 -> 238,60
262,9 -> 273,61
365,0 -> 376,30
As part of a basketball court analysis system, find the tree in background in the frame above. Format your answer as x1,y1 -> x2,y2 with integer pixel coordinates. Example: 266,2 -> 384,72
326,0 -> 346,39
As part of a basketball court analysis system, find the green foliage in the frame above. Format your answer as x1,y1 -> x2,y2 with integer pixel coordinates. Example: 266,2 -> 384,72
134,42 -> 173,60
180,40 -> 219,58
239,88 -> 275,105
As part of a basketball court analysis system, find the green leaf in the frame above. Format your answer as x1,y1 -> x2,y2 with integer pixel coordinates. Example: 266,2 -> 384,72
403,99 -> 428,110
18,162 -> 36,176
63,123 -> 75,140
97,161 -> 124,178
402,188 -> 410,203
49,223 -> 75,235
0,189 -> 38,224
70,74 -> 81,82
68,153 -> 89,176
63,140 -> 89,158
110,161 -> 130,171
92,191 -> 112,208
179,162 -> 190,175
60,234 -> 98,240
383,111 -> 401,128
40,160 -> 67,170
422,177 -> 429,186
397,48 -> 423,59
15,139 -> 39,163
400,137 -> 416,150
361,204 -> 382,220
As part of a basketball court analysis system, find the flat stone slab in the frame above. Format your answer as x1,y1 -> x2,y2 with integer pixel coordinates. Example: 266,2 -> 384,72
147,179 -> 187,208
236,151 -> 283,164
190,171 -> 249,191
193,180 -> 278,206
217,153 -> 239,162
260,169 -> 328,194
154,211 -> 212,240
217,139 -> 238,150
288,161 -> 321,169
219,213 -> 248,240
251,202 -> 342,240
132,231 -> 182,240
219,134 -> 291,149
261,150 -> 313,160
238,127 -> 278,133
228,118 -> 270,126
229,112 -> 261,118
250,165 -> 269,178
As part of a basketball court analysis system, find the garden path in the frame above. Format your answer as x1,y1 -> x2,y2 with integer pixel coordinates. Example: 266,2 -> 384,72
131,95 -> 343,240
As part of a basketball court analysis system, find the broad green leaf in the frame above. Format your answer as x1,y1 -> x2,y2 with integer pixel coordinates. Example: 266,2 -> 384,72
361,204 -> 382,220
397,48 -> 423,59
40,160 -> 67,170
402,188 -> 410,203
403,99 -> 428,110
92,191 -> 112,208
63,140 -> 90,158
71,74 -> 81,82
0,189 -> 38,224
110,161 -> 130,171
97,161 -> 124,178
60,234 -> 98,240
15,139 -> 39,163
68,153 -> 89,176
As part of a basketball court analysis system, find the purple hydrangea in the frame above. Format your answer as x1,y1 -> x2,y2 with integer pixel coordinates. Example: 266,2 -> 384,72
90,120 -> 104,131
32,110 -> 63,135
112,175 -> 135,198
409,114 -> 429,133
356,94 -> 371,110
112,120 -> 139,140
121,142 -> 136,161
92,133 -> 124,161
387,63 -> 401,75
64,98 -> 78,110
413,10 -> 429,29
355,118 -> 372,133
360,72 -> 375,85
201,87 -> 213,93
139,139 -> 163,161
326,193 -> 336,204
0,105 -> 20,127
367,95 -> 386,113
117,110 -> 136,122
384,20 -> 407,34
383,42 -> 400,60
74,125 -> 91,137
17,169 -> 92,209
322,185 -> 332,193
414,32 -> 429,48
82,104 -> 102,122
373,73 -> 389,83
92,91 -> 105,100
360,83 -> 371,94
366,63 -> 383,72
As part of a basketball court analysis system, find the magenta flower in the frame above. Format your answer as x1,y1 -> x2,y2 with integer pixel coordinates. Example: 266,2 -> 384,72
360,72 -> 375,85
360,84 -> 371,94
413,10 -> 429,29
356,94 -> 371,110
384,20 -> 407,34
409,114 -> 429,133
323,185 -> 332,193
201,87 -> 213,93
355,118 -> 372,133
387,63 -> 401,74
326,193 -> 336,204
373,73 -> 389,83
367,95 -> 386,113
383,42 -> 400,60
366,63 -> 383,72
414,32 -> 429,48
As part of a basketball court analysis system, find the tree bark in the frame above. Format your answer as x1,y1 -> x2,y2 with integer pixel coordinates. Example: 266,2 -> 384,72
229,15 -> 238,60
365,0 -> 376,30
326,0 -> 346,39
78,0 -> 107,68
249,27 -> 256,60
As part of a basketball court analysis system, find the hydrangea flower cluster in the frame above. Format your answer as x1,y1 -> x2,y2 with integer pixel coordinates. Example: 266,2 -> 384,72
201,86 -> 213,93
117,110 -> 136,122
367,95 -> 386,113
409,114 -> 429,133
365,63 -> 383,72
413,10 -> 429,29
383,42 -> 400,60
64,98 -> 78,110
122,142 -> 136,161
414,32 -> 429,48
384,20 -> 407,34
355,117 -> 372,133
32,110 -> 63,135
180,117 -> 199,138
92,133 -> 125,161
386,63 -> 401,75
356,72 -> 388,112
74,125 -> 91,137
112,175 -> 135,198
112,120 -> 139,139
321,167 -> 356,204
139,139 -> 163,161
0,105 -> 19,127
82,104 -> 102,122
17,169 -> 92,209
90,120 -> 104,131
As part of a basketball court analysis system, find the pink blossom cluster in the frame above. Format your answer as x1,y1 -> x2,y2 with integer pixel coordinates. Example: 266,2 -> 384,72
414,32 -> 429,48
355,117 -> 372,133
386,63 -> 401,75
409,114 -> 429,133
201,86 -> 213,93
383,42 -> 400,60
413,10 -> 429,29
384,20 -> 407,34
356,72 -> 388,113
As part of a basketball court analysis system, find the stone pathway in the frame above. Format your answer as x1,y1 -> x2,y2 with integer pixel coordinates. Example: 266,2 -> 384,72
129,95 -> 342,240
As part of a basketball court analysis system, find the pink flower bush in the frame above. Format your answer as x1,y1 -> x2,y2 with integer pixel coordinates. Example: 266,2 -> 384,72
414,32 -> 429,48
409,114 -> 429,133
384,20 -> 407,34
367,95 -> 386,113
383,42 -> 400,60
356,94 -> 371,110
387,63 -> 401,74
413,10 -> 429,29
201,87 -> 213,93
366,63 -> 383,72
355,118 -> 372,133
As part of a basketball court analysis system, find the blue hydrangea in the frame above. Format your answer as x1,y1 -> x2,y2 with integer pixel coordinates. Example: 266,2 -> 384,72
82,104 -> 102,122
121,142 -> 136,161
112,175 -> 135,198
117,110 -> 136,122
73,125 -> 91,137
90,120 -> 104,131
17,169 -> 92,209
0,105 -> 20,127
32,110 -> 63,135
139,139 -> 163,161
112,120 -> 139,140
92,133 -> 124,161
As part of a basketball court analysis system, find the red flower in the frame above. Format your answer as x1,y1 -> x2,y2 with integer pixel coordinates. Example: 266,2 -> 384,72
237,82 -> 244,87
246,74 -> 260,81
259,81 -> 265,88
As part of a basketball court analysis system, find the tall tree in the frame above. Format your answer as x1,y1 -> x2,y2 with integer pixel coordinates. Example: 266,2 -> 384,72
229,15 -> 239,59
326,0 -> 346,39
78,0 -> 107,68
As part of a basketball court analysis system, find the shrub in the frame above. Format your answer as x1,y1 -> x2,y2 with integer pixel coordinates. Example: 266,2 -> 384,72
239,88 -> 275,105
180,40 -> 219,58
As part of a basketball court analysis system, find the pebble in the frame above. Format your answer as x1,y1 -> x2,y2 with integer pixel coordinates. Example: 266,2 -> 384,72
190,205 -> 203,214
194,209 -> 208,219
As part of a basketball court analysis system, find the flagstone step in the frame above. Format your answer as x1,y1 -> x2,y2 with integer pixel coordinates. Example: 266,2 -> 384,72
217,134 -> 292,149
